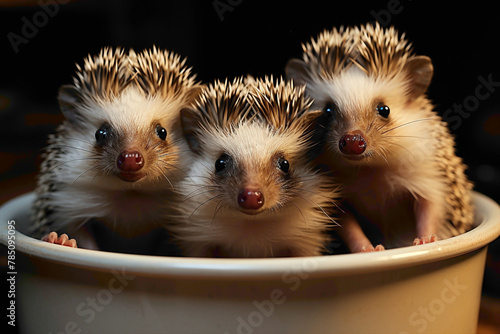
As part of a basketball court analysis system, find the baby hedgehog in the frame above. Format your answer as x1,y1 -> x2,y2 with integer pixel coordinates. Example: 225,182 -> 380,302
173,77 -> 339,257
286,23 -> 474,252
32,47 -> 202,249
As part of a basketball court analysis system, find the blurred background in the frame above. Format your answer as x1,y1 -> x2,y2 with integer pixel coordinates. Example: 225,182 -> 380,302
0,0 -> 499,332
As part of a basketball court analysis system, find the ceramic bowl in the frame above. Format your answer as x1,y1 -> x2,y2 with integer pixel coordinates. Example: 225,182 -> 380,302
1,192 -> 499,334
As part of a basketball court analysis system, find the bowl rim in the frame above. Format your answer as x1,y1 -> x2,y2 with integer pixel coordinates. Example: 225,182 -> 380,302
1,191 -> 499,280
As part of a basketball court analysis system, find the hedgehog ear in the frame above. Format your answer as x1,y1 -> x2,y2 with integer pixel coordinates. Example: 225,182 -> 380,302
184,85 -> 205,104
285,58 -> 312,86
180,107 -> 202,154
58,85 -> 84,125
404,56 -> 434,100
302,109 -> 330,160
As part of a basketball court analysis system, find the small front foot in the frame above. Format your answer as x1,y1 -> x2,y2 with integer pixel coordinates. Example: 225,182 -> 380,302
42,232 -> 78,248
413,234 -> 439,246
359,244 -> 385,252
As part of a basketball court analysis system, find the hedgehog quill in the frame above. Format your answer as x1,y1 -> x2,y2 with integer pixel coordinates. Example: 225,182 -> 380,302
286,23 -> 474,252
32,47 -> 202,250
173,77 -> 340,257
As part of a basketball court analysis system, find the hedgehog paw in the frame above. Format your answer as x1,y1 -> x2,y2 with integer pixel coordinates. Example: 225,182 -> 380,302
413,234 -> 439,246
42,232 -> 78,248
359,244 -> 385,252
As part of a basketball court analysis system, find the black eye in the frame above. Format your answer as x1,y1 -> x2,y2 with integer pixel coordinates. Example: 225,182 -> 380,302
215,153 -> 231,173
323,102 -> 336,114
376,104 -> 390,118
95,122 -> 111,146
277,156 -> 290,173
156,124 -> 167,140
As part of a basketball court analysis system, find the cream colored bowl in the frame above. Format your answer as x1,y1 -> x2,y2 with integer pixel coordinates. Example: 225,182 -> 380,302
1,192 -> 499,334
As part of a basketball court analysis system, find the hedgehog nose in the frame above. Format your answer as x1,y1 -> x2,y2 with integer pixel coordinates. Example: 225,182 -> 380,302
238,188 -> 264,211
117,151 -> 144,172
339,131 -> 367,155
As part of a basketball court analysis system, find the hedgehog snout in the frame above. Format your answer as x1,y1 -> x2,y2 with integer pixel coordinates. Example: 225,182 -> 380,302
339,130 -> 367,157
116,150 -> 144,182
238,188 -> 264,213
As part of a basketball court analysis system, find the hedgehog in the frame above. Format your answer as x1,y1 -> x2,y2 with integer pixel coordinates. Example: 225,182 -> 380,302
31,46 -> 202,250
285,23 -> 474,252
171,77 -> 340,257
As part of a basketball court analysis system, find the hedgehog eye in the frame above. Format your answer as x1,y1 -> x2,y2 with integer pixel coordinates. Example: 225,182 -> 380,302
376,104 -> 390,118
95,122 -> 111,146
323,102 -> 337,114
277,156 -> 290,174
155,124 -> 167,140
215,153 -> 231,173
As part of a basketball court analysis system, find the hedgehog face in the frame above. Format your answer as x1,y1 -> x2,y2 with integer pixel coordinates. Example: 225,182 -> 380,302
184,122 -> 308,218
57,85 -> 186,189
91,119 -> 170,183
54,47 -> 201,189
308,67 -> 426,166
285,24 -> 435,168
180,77 -> 333,231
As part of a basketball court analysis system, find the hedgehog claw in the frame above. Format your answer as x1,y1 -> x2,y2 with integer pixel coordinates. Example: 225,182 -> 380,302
413,234 -> 439,246
42,232 -> 78,248
359,244 -> 385,252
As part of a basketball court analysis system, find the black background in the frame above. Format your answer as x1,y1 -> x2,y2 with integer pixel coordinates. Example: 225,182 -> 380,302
0,0 -> 499,327
1,0 -> 499,200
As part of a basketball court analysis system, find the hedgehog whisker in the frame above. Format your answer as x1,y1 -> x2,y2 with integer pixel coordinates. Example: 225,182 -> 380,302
155,165 -> 175,190
381,118 -> 433,135
146,138 -> 158,150
71,165 -> 104,186
290,185 -> 342,212
49,157 -> 100,172
294,193 -> 339,227
64,137 -> 95,146
366,119 -> 376,132
386,141 -> 414,159
376,120 -> 394,132
377,146 -> 391,167
156,161 -> 181,184
157,148 -> 195,159
91,166 -> 106,183
158,160 -> 187,179
383,135 -> 431,140
189,194 -> 225,219
182,174 -> 217,183
289,201 -> 308,225
211,199 -> 227,227
183,186 -> 221,202
49,144 -> 96,155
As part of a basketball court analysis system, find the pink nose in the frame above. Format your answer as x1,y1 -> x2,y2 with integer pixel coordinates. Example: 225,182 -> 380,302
238,188 -> 264,211
339,131 -> 367,155
117,151 -> 144,172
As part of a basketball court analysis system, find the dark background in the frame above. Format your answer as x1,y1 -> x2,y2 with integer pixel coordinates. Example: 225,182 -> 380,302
1,0 -> 499,202
0,0 -> 499,332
